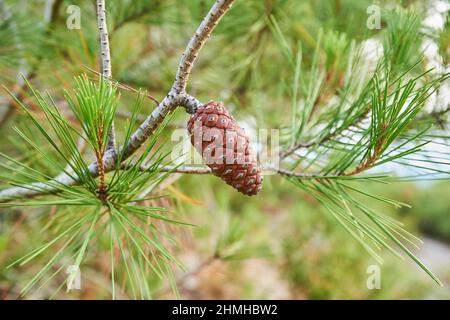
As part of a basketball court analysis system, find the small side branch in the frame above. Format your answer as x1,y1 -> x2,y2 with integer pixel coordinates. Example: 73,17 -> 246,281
96,0 -> 116,150
96,0 -> 112,78
130,164 -> 342,179
280,141 -> 315,159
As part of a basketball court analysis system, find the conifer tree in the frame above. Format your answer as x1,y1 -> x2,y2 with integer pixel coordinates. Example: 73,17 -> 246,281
0,0 -> 449,299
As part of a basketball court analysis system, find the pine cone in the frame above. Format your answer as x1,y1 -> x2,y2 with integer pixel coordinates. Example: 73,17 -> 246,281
187,101 -> 263,196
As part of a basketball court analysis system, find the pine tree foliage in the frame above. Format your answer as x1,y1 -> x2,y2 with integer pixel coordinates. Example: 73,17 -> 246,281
1,75 -> 190,298
0,0 -> 449,298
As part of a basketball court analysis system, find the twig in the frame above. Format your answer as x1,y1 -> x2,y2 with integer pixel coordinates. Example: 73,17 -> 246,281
96,0 -> 116,151
128,163 -> 343,179
343,128 -> 386,176
280,141 -> 315,159
266,166 -> 341,179
0,0 -> 234,202
132,164 -> 213,175
96,0 -> 112,79
95,121 -> 107,202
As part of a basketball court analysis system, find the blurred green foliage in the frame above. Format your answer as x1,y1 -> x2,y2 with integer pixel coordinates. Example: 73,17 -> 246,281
175,174 -> 450,299
413,182 -> 450,242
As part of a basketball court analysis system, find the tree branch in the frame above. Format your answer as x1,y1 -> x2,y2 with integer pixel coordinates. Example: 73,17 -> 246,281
96,0 -> 116,151
0,0 -> 234,202
127,164 -> 343,180
96,0 -> 112,79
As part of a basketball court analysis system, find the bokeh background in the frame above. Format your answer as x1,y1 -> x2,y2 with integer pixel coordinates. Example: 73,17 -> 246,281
0,0 -> 449,299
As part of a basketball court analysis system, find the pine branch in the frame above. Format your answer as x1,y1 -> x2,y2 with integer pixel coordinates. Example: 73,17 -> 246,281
0,0 -> 234,202
97,0 -> 112,79
128,164 -> 345,180
96,120 -> 107,202
343,130 -> 386,176
97,0 -> 116,151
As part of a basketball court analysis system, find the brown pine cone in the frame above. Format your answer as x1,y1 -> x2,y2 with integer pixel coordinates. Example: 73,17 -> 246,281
187,101 -> 263,196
